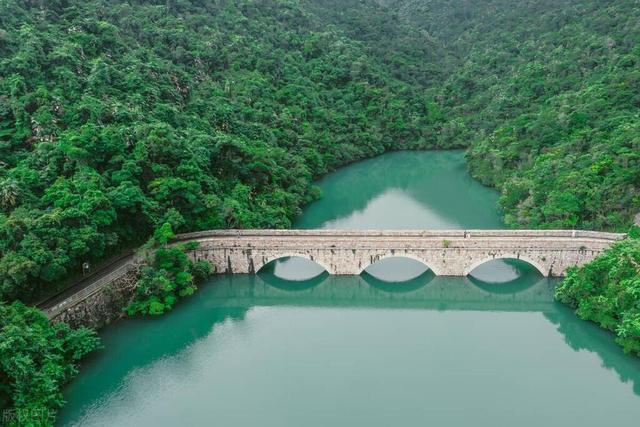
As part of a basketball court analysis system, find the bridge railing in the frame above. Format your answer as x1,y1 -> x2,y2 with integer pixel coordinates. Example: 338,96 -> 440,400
174,229 -> 626,241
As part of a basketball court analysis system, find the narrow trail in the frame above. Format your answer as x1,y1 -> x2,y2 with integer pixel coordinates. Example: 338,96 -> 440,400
37,251 -> 134,312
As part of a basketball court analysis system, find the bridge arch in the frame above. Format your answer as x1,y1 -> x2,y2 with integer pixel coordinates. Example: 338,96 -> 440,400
464,273 -> 542,295
259,270 -> 328,292
464,254 -> 548,277
255,253 -> 331,276
358,253 -> 442,276
361,270 -> 435,293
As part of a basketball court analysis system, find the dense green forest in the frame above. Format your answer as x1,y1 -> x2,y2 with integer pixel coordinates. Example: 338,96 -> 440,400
1,0 -> 640,422
0,1 -> 448,419
0,0 -> 449,303
379,0 -> 640,356
126,223 -> 211,316
0,301 -> 100,424
382,0 -> 640,229
2,0 -> 638,303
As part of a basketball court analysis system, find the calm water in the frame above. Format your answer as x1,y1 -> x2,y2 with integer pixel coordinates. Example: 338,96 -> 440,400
58,151 -> 640,426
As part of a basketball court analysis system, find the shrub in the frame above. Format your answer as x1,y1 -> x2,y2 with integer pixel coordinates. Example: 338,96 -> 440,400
0,302 -> 101,425
126,224 -> 211,316
556,236 -> 640,355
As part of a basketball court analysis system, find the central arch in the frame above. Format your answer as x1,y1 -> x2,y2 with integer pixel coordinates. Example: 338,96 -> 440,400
259,270 -> 328,292
464,254 -> 548,277
361,269 -> 436,293
358,253 -> 441,276
255,253 -> 331,276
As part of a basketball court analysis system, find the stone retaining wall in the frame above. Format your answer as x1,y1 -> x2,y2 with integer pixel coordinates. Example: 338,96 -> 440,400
48,268 -> 139,329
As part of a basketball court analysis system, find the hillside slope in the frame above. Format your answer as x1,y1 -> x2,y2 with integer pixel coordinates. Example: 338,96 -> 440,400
0,0 -> 446,301
383,0 -> 640,229
382,0 -> 640,358
2,0 -> 639,298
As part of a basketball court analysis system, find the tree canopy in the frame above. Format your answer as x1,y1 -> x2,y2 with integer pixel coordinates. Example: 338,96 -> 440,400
0,0 -> 450,302
382,0 -> 640,230
0,301 -> 101,425
1,0 -> 640,422
2,0 -> 638,303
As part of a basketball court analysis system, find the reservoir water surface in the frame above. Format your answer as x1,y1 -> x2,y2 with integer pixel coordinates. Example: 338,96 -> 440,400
58,151 -> 640,426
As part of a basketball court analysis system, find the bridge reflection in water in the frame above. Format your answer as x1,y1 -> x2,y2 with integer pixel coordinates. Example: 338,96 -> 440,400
58,260 -> 640,426
207,265 -> 640,396
245,256 -> 554,312
214,258 -> 556,314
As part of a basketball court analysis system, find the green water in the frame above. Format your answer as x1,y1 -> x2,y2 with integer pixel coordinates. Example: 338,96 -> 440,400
58,151 -> 640,426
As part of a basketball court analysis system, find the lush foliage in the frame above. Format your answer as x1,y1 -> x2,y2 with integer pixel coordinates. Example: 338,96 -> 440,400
3,0 -> 638,302
0,0 -> 639,420
384,0 -> 640,230
556,233 -> 640,355
0,301 -> 101,425
0,0 -> 449,303
302,0 -> 448,87
126,223 -> 210,316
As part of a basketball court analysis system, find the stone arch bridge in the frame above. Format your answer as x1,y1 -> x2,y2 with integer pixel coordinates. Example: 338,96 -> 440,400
177,229 -> 625,278
42,228 -> 625,326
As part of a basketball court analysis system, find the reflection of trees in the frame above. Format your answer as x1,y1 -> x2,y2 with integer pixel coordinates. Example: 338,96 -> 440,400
294,150 -> 501,229
65,271 -> 640,420
61,284 -> 250,412
255,272 -> 640,396
545,305 -> 640,396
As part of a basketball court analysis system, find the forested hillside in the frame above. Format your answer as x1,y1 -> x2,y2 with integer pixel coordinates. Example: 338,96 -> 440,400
0,0 -> 449,302
2,0 -> 640,420
382,0 -> 640,230
3,0 -> 638,303
301,0 -> 448,86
